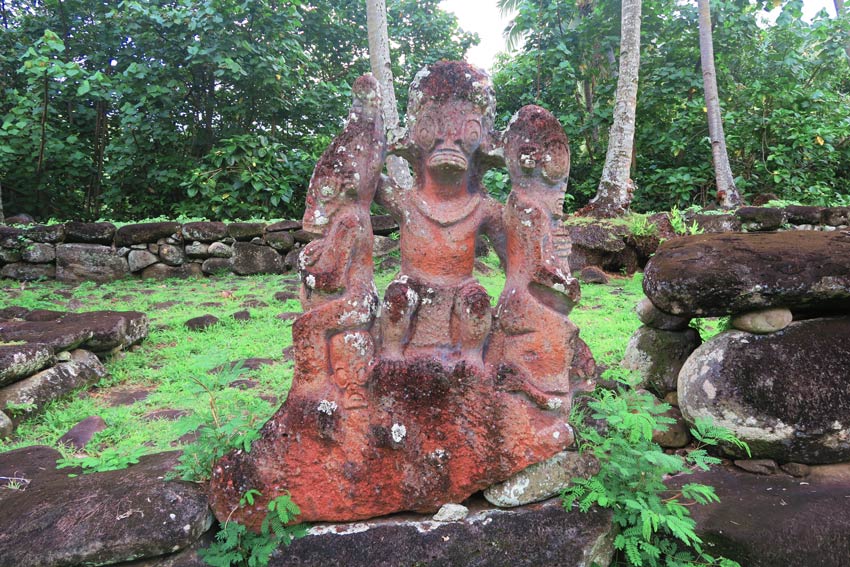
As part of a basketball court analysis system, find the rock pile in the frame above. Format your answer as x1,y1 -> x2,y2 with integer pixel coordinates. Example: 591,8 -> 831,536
629,231 -> 850,464
0,307 -> 148,436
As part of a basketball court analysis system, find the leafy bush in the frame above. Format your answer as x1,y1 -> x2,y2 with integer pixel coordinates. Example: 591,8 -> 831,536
564,378 -> 749,567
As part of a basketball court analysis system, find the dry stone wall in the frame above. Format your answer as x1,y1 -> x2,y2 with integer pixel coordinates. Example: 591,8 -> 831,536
0,216 -> 399,283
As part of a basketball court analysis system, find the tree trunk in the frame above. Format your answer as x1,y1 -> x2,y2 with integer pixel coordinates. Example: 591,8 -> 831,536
582,0 -> 642,218
0,181 -> 5,225
365,0 -> 413,189
698,0 -> 741,209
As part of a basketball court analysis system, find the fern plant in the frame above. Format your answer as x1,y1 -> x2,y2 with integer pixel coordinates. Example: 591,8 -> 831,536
563,381 -> 749,567
200,491 -> 307,567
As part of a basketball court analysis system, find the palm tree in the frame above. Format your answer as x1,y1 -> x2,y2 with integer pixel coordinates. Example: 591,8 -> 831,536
365,0 -> 413,189
698,0 -> 741,208
583,0 -> 642,218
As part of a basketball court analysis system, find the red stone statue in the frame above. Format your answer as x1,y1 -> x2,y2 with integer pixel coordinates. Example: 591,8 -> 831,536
209,63 -> 596,528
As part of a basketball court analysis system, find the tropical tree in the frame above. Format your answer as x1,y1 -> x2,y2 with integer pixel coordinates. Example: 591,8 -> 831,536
697,0 -> 741,208
581,0 -> 642,217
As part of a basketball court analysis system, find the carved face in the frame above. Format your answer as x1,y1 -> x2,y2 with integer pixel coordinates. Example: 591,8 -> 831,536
329,332 -> 374,410
413,101 -> 484,177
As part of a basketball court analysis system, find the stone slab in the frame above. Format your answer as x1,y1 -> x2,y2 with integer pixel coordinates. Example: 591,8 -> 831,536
643,231 -> 850,317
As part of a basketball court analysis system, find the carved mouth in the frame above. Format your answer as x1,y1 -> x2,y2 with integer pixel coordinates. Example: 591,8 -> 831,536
427,149 -> 468,173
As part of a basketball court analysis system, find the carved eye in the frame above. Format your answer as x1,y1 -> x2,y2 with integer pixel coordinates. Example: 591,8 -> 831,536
415,116 -> 437,152
461,119 -> 482,153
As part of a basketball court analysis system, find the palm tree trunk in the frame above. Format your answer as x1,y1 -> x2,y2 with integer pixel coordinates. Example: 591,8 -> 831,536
366,0 -> 412,189
583,0 -> 642,218
698,0 -> 741,208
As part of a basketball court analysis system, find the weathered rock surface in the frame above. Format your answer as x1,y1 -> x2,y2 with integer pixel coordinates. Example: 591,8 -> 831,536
370,214 -> 399,236
141,262 -> 203,280
207,241 -> 232,258
823,206 -> 850,226
227,222 -> 265,241
678,318 -> 850,463
182,221 -> 227,242
128,249 -> 159,272
266,220 -> 301,232
25,224 -> 65,243
158,243 -> 186,266
277,497 -> 613,567
667,464 -> 850,567
115,222 -> 181,247
0,411 -> 12,437
784,205 -> 823,225
185,314 -> 219,331
635,297 -> 690,331
201,257 -> 231,274
483,450 -> 599,507
0,449 -> 213,567
0,343 -> 54,387
0,262 -> 56,281
0,350 -> 107,424
622,326 -> 701,397
644,231 -> 850,317
230,242 -> 285,275
690,213 -> 741,233
21,242 -> 56,263
580,265 -> 609,284
57,415 -> 108,450
264,230 -> 295,252
652,405 -> 691,449
56,243 -> 130,283
64,221 -> 116,244
0,309 -> 149,353
735,206 -> 785,231
730,307 -> 792,334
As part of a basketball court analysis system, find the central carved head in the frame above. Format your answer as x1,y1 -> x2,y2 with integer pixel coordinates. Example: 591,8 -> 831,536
396,61 -> 496,181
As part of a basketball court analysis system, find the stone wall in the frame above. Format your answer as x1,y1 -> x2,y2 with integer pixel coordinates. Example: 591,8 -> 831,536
0,216 -> 399,283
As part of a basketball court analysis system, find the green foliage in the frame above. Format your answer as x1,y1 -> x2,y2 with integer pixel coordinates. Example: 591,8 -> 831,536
174,362 -> 264,483
200,492 -> 307,567
668,207 -> 703,236
626,214 -> 659,238
0,0 -> 475,221
564,379 -> 749,567
493,0 -> 850,212
57,446 -> 147,474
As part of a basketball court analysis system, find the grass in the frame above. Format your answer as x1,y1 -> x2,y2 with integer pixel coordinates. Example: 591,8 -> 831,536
0,257 -> 647,467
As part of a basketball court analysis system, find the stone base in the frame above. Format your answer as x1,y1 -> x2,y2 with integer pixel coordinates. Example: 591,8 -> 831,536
278,496 -> 613,567
668,463 -> 850,567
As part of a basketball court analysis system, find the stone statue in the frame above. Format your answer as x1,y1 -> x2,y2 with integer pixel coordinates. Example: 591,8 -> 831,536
209,62 -> 596,527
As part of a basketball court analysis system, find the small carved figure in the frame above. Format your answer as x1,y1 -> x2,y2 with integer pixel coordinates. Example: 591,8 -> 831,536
375,61 -> 505,363
487,105 -> 587,408
292,74 -> 385,386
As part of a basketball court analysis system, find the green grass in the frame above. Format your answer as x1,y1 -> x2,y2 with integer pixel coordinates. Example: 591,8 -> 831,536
0,259 -> 646,466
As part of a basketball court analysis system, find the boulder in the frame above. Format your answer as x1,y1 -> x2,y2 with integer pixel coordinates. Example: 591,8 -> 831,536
56,243 -> 130,283
0,343 -> 54,387
25,224 -> 65,243
635,297 -> 690,331
184,242 -> 210,258
264,230 -> 295,252
667,464 -> 850,567
181,222 -> 227,242
373,235 -> 399,258
678,318 -> 850,463
283,246 -> 303,270
735,206 -> 785,231
483,450 -> 599,507
21,242 -> 56,263
643,232 -> 850,317
206,241 -> 232,258
822,206 -> 850,227
115,222 -> 180,247
784,205 -> 823,225
370,214 -> 399,236
0,450 -> 212,567
276,497 -> 613,567
0,262 -> 56,281
579,265 -> 609,284
433,503 -> 469,522
0,309 -> 148,353
730,307 -> 792,334
57,415 -> 108,450
3,213 -> 34,225
0,248 -> 21,263
230,242 -> 285,275
227,222 -> 266,241
158,243 -> 185,266
652,405 -> 691,449
690,213 -> 741,233
291,229 -> 319,244
622,326 -> 701,397
141,263 -> 202,280
565,221 -> 639,274
64,221 -> 116,244
185,315 -> 219,331
0,411 -> 11,438
127,249 -> 159,272
0,349 -> 107,425
266,220 -> 301,232
201,257 -> 231,275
